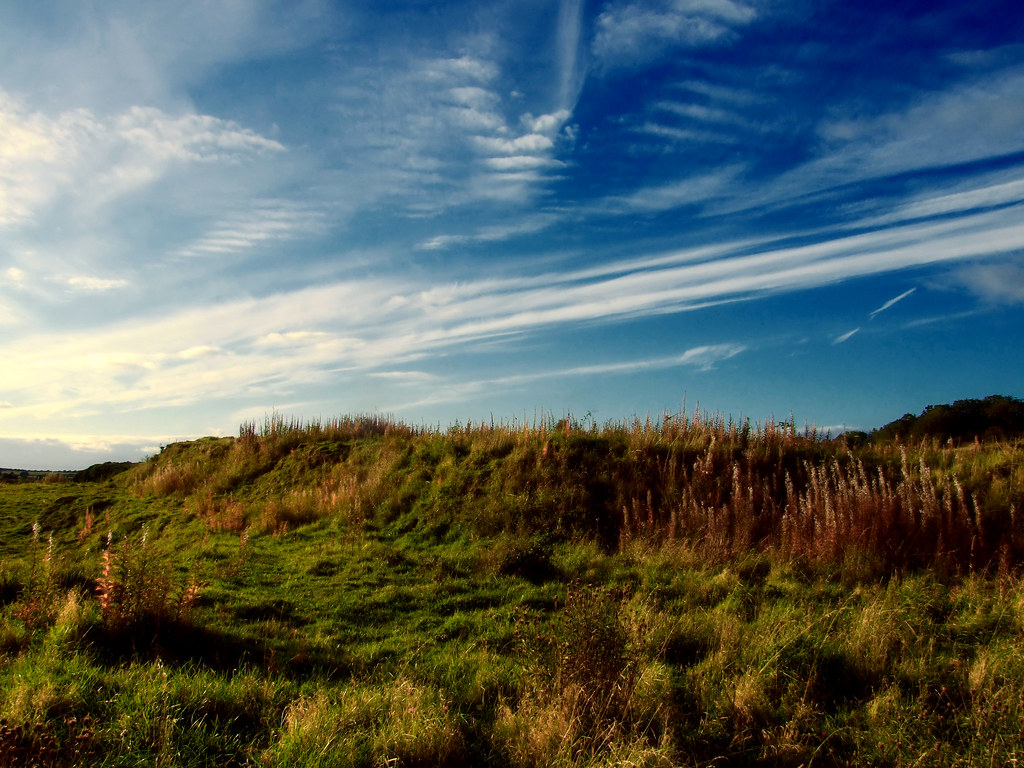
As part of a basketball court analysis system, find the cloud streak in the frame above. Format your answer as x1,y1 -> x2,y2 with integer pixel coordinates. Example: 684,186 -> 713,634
833,329 -> 859,345
870,288 -> 917,318
593,0 -> 758,68
386,344 -> 746,411
2,202 -> 1021,423
175,201 -> 324,259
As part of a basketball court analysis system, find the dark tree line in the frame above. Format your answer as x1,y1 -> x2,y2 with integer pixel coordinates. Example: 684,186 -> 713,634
870,395 -> 1024,443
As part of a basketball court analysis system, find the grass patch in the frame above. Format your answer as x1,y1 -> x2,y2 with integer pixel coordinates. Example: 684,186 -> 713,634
0,414 -> 1022,765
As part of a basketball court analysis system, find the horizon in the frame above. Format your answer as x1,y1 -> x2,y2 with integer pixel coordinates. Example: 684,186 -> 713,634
2,0 -> 1023,470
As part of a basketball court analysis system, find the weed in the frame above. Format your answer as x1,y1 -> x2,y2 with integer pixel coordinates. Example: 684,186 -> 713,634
95,530 -> 201,632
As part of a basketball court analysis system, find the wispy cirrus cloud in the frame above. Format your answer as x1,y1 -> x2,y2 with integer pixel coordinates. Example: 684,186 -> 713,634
3,201 -> 1021,423
368,370 -> 440,384
556,0 -> 587,110
592,0 -> 758,69
832,328 -> 859,345
0,0 -> 331,112
854,175 -> 1024,230
671,79 -> 766,107
386,344 -> 746,411
596,164 -> 745,212
176,200 -> 324,259
654,100 -> 754,129
328,47 -> 575,217
58,275 -> 130,293
953,261 -> 1024,304
418,213 -> 561,251
737,67 -> 1024,216
635,122 -> 741,146
870,288 -> 917,318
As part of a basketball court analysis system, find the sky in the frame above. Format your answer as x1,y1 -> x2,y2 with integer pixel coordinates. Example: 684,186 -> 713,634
2,0 -> 1024,469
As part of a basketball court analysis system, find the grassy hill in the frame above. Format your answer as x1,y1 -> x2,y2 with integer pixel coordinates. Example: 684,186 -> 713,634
1,411 -> 1023,767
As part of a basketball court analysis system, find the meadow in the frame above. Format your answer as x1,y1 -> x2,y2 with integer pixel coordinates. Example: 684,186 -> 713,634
1,409 -> 1023,767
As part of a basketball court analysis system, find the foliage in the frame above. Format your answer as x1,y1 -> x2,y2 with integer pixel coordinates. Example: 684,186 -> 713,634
872,394 -> 1024,443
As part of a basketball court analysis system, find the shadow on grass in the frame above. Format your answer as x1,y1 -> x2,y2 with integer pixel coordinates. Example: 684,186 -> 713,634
86,619 -> 350,679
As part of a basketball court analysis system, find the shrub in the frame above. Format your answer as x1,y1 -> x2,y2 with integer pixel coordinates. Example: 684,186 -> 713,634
95,530 -> 200,632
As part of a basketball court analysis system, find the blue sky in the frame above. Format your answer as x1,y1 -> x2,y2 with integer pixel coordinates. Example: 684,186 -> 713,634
2,0 -> 1023,469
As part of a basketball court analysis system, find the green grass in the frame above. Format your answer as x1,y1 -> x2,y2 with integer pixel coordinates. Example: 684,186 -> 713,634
1,414 -> 1023,766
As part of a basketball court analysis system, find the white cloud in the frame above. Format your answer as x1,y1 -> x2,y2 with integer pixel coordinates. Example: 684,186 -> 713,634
636,121 -> 740,145
176,200 -> 323,258
418,214 -> 560,250
524,110 -> 573,135
954,261 -> 1024,304
116,107 -> 284,162
484,155 -> 564,171
593,0 -> 757,68
368,370 -> 440,383
178,345 -> 223,360
672,79 -> 765,106
4,267 -> 26,286
701,68 -> 1024,222
421,55 -> 499,84
255,331 -> 332,347
510,344 -> 745,379
869,288 -> 916,318
556,0 -> 586,110
60,275 -> 130,292
473,134 -> 555,155
902,309 -> 981,329
3,201 -> 1016,417
857,176 -> 1024,229
799,68 -> 1024,198
832,328 -> 859,345
385,344 -> 746,411
0,89 -> 285,230
0,433 -> 190,471
0,0 -> 331,113
328,50 -> 572,216
599,165 -> 744,212
655,100 -> 750,127
446,86 -> 499,110
677,343 -> 745,370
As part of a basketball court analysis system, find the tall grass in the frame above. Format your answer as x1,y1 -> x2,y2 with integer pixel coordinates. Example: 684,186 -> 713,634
3,415 -> 1024,767
128,412 -> 1024,576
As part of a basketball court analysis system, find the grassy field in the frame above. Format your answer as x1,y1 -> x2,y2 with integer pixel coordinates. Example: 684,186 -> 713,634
2,413 -> 1023,767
